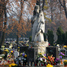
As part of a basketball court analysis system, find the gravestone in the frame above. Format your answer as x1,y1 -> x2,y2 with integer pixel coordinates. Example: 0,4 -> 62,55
20,46 -> 29,54
20,46 -> 38,62
46,46 -> 59,59
27,47 -> 38,62
27,48 -> 34,62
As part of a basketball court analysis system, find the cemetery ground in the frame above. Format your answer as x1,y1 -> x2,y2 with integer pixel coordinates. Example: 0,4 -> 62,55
0,40 -> 67,67
0,0 -> 67,67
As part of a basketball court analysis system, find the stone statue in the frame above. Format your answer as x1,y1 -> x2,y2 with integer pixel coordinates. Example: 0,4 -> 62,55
30,2 -> 48,55
31,5 -> 45,42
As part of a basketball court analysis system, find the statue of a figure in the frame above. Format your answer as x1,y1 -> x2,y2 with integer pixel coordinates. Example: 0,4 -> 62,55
31,5 -> 45,42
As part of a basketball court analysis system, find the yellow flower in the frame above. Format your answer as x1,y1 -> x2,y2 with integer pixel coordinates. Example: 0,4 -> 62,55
25,55 -> 27,57
1,46 -> 5,48
11,51 -> 13,53
27,44 -> 29,46
20,53 -> 22,54
20,53 -> 22,56
63,45 -> 67,48
64,60 -> 67,62
4,49 -> 9,52
7,55 -> 11,58
43,56 -> 46,59
39,53 -> 42,55
18,47 -> 20,48
46,64 -> 53,67
9,63 -> 17,67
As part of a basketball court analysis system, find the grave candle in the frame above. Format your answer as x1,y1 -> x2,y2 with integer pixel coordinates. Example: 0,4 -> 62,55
32,62 -> 34,66
29,62 -> 31,66
26,62 -> 28,66
21,60 -> 23,66
37,62 -> 39,66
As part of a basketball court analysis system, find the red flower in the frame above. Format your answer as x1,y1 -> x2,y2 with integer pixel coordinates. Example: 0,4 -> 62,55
35,64 -> 37,66
54,63 -> 56,65
51,62 -> 53,65
41,64 -> 43,66
45,64 -> 46,66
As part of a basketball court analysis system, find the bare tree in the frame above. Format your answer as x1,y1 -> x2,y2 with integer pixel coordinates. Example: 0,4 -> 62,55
59,0 -> 67,18
0,0 -> 9,46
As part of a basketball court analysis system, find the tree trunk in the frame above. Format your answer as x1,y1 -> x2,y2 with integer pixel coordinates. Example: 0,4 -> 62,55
0,2 -> 4,47
0,3 -> 7,46
42,0 -> 45,11
16,0 -> 24,46
0,32 -> 5,46
59,0 -> 67,18
51,8 -> 53,21
50,0 -> 53,21
64,7 -> 67,18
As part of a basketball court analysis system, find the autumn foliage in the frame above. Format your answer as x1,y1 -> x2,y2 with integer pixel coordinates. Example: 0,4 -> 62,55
6,0 -> 36,37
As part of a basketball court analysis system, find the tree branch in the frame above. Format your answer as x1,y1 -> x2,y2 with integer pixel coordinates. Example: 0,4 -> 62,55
59,0 -> 64,7
5,0 -> 9,4
63,0 -> 66,7
42,0 -> 45,10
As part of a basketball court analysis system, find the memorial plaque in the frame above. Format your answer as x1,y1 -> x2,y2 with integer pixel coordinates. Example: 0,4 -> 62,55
46,46 -> 59,59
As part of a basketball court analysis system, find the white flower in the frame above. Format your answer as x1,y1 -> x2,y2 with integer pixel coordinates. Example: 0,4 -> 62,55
40,57 -> 42,61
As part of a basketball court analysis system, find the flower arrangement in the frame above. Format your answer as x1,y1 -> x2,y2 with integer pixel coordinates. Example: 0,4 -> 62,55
64,60 -> 67,65
20,52 -> 27,58
59,52 -> 65,59
18,47 -> 20,51
11,51 -> 14,53
19,52 -> 27,63
0,54 -> 5,58
11,50 -> 14,56
4,49 -> 9,53
9,63 -> 17,67
63,45 -> 67,49
18,47 -> 20,48
0,57 -> 2,60
1,46 -> 5,50
46,55 -> 55,65
7,55 -> 11,58
36,53 -> 46,63
55,58 -> 60,64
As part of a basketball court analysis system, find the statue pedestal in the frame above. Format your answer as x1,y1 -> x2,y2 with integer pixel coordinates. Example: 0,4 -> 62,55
29,41 -> 49,55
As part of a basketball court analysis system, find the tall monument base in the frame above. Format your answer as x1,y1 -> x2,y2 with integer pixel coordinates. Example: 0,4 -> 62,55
29,41 -> 49,55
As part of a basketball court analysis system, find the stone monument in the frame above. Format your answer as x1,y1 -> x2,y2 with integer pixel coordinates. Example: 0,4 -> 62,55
31,1 -> 48,55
